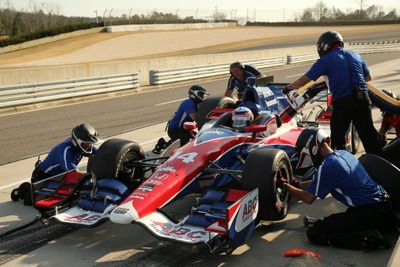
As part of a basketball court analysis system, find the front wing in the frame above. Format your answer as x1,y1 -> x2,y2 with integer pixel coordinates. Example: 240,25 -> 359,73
135,188 -> 258,253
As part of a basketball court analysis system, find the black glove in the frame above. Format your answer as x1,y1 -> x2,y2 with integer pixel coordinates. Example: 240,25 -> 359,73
276,177 -> 287,188
290,179 -> 300,188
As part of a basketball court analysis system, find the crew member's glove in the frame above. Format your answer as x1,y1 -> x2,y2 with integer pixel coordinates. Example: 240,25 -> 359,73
290,178 -> 300,188
276,177 -> 287,188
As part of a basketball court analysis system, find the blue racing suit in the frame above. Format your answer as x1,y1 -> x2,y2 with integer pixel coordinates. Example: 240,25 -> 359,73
305,47 -> 382,156
227,64 -> 261,95
167,98 -> 197,146
33,138 -> 97,181
306,150 -> 394,250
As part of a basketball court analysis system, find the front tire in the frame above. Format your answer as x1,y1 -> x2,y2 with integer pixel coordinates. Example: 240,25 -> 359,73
89,139 -> 145,190
242,148 -> 292,221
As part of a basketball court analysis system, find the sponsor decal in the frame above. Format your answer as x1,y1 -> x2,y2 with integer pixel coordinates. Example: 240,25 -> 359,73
263,90 -> 273,97
234,189 -> 258,232
139,183 -> 155,192
266,99 -> 278,107
113,207 -> 129,214
130,195 -> 144,200
64,213 -> 101,224
130,191 -> 148,199
242,195 -> 258,221
207,129 -> 225,135
150,221 -> 207,240
157,166 -> 176,173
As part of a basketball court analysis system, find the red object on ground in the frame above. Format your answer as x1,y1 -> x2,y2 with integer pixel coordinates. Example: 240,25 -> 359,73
283,248 -> 322,258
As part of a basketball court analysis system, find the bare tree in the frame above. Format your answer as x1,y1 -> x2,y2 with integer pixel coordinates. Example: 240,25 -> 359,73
353,0 -> 368,19
314,1 -> 329,21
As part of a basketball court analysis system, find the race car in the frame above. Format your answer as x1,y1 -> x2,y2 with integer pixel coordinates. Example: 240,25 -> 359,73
30,80 -> 399,254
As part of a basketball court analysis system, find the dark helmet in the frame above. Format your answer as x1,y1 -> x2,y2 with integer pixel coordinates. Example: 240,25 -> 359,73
232,106 -> 254,132
293,127 -> 330,167
381,89 -> 397,117
317,30 -> 344,57
71,123 -> 102,156
188,85 -> 209,104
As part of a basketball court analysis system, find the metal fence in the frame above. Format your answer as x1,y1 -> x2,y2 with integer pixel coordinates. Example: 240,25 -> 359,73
0,73 -> 139,109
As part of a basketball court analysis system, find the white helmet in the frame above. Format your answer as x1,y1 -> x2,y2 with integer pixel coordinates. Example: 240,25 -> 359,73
232,107 -> 254,132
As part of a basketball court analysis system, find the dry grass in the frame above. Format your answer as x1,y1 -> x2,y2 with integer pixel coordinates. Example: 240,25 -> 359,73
0,24 -> 398,66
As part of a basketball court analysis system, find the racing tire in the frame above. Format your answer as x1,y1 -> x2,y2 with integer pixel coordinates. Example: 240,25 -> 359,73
242,148 -> 292,221
197,96 -> 236,130
382,135 -> 400,169
359,153 -> 400,210
89,138 -> 145,190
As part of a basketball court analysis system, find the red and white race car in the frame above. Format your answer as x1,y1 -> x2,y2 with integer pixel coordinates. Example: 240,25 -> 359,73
32,81 -> 398,254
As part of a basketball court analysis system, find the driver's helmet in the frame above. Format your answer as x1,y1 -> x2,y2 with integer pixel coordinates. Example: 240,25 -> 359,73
232,106 -> 254,132
317,30 -> 344,57
381,89 -> 397,117
71,123 -> 102,156
292,127 -> 330,167
188,85 -> 209,104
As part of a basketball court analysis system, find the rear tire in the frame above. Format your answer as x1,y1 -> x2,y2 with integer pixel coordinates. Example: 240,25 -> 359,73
197,96 -> 236,129
382,135 -> 400,169
359,154 -> 400,210
242,148 -> 292,221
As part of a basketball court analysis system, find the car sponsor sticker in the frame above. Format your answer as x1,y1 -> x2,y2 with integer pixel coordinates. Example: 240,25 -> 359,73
137,211 -> 213,243
234,189 -> 258,232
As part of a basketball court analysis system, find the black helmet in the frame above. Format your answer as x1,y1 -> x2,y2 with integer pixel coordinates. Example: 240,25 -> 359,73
317,30 -> 344,57
381,89 -> 397,117
188,85 -> 209,104
71,124 -> 102,156
293,127 -> 330,167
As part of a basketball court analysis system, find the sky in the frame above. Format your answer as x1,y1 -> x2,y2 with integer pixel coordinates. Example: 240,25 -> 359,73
5,0 -> 400,22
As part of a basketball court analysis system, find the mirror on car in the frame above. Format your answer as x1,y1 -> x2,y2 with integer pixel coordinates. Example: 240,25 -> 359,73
183,121 -> 198,131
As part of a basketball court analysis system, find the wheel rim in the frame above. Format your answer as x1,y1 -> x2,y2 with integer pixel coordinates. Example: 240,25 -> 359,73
275,163 -> 291,212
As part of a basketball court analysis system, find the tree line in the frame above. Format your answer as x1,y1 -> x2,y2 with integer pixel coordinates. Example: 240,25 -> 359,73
294,1 -> 398,22
0,1 -> 398,41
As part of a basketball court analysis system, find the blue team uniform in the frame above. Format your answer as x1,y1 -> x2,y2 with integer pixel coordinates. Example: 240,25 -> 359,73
307,150 -> 386,207
305,48 -> 370,100
227,64 -> 260,94
168,98 -> 197,129
304,47 -> 381,155
37,138 -> 97,176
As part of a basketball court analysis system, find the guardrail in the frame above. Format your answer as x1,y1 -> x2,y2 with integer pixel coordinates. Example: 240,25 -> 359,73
149,56 -> 286,85
150,42 -> 400,85
350,42 -> 400,54
0,73 -> 139,109
287,52 -> 319,64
